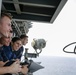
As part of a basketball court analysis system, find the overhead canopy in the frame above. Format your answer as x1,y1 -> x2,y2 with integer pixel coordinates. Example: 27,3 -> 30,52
2,0 -> 67,23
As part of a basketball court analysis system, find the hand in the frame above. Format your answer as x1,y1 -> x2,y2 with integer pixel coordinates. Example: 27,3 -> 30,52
14,59 -> 20,64
9,61 -> 21,74
0,60 -> 9,67
15,59 -> 20,62
21,65 -> 28,75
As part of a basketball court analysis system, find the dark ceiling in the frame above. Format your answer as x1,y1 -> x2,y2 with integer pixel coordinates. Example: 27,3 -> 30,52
2,0 -> 67,23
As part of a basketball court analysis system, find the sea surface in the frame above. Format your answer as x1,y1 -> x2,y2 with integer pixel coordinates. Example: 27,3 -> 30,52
30,56 -> 76,75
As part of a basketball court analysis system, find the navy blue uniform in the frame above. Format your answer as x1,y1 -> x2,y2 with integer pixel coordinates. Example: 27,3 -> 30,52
13,46 -> 24,60
0,45 -> 17,62
0,45 -> 24,62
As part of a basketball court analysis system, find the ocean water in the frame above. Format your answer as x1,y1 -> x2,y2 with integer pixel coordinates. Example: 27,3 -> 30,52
31,56 -> 76,75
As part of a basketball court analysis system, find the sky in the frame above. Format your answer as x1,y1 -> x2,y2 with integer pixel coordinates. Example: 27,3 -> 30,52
25,0 -> 76,57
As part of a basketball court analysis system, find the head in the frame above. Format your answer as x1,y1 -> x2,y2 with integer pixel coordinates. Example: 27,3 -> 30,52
0,12 -> 12,37
20,34 -> 28,45
11,37 -> 22,51
0,32 -> 13,46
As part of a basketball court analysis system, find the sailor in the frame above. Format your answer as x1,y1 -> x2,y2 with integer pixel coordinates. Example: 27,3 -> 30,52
0,12 -> 21,74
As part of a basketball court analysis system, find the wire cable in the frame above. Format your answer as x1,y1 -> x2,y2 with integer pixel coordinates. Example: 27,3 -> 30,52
63,42 -> 76,54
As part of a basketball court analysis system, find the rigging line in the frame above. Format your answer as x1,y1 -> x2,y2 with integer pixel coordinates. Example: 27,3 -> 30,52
63,42 -> 76,54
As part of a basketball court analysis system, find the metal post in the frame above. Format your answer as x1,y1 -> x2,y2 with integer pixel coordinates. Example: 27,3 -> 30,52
25,48 -> 29,59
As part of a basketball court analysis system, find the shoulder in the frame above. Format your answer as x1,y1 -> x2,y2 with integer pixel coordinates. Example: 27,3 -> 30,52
20,46 -> 24,50
3,45 -> 12,52
0,46 -> 3,51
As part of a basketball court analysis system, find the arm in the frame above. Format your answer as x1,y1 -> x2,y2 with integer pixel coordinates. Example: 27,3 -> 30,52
0,60 -> 9,67
0,61 -> 21,74
0,61 -> 6,67
21,65 -> 28,75
0,66 -> 11,74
